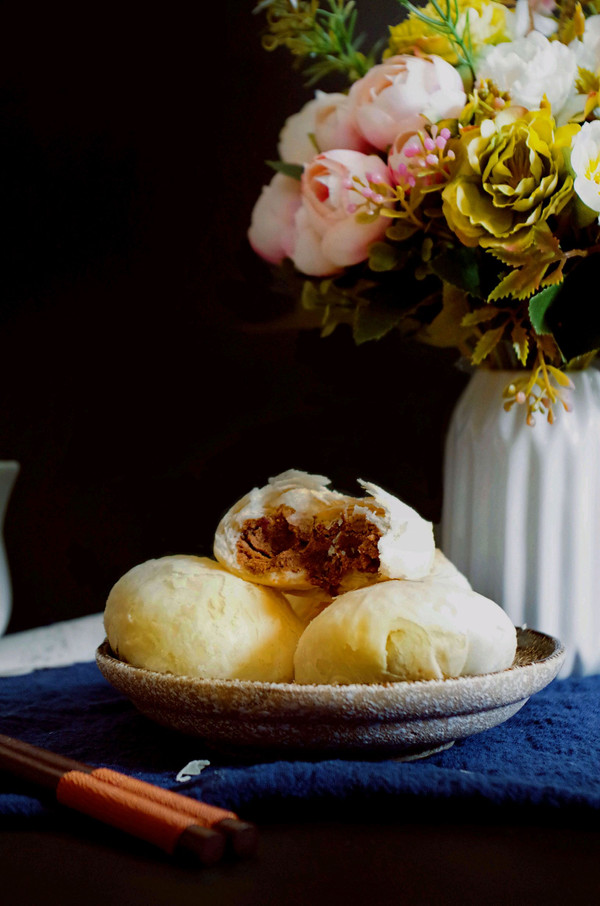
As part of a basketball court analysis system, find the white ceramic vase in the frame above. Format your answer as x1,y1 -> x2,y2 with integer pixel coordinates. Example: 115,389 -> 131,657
441,368 -> 600,677
0,461 -> 19,636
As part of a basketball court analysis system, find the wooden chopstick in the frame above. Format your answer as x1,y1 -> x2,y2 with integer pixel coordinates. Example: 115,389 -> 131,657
0,734 -> 257,863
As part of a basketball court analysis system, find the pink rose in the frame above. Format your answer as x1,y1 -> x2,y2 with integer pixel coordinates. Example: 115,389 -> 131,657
348,55 -> 467,151
278,90 -> 371,165
247,173 -> 302,265
292,149 -> 392,276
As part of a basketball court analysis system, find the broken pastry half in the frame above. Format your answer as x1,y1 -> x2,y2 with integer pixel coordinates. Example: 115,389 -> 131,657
213,469 -> 435,595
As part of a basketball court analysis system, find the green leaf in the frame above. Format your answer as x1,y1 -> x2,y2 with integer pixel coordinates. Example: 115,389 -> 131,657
266,160 -> 303,180
484,225 -> 566,302
488,262 -> 553,302
419,284 -> 472,350
529,285 -> 561,336
461,306 -> 500,327
353,302 -> 404,344
431,246 -> 484,298
566,350 -> 600,370
471,325 -> 506,366
485,223 -> 560,267
511,323 -> 530,367
301,281 -> 322,311
385,220 -> 420,242
368,242 -> 407,272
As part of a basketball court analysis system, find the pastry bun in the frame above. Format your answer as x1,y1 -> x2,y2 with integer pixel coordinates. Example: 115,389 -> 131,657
294,578 -> 517,684
104,555 -> 303,682
213,469 -> 435,594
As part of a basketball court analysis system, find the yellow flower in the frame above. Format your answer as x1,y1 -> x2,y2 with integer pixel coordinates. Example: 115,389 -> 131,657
386,17 -> 458,64
441,106 -> 579,248
386,0 -> 511,65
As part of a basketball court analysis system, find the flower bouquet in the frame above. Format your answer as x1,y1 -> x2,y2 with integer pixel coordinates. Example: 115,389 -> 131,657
248,0 -> 600,424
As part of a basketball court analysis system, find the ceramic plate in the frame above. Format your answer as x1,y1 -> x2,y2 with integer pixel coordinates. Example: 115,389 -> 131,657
96,627 -> 565,760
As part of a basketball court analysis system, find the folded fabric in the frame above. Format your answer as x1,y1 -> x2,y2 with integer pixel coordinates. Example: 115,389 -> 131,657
0,614 -> 105,677
1,661 -> 599,824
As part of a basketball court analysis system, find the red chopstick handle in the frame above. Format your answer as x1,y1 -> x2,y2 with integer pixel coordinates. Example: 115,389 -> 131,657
56,771 -> 225,862
90,768 -> 236,823
90,768 -> 257,856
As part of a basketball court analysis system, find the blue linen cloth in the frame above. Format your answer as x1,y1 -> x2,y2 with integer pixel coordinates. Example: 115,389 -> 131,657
1,661 -> 599,824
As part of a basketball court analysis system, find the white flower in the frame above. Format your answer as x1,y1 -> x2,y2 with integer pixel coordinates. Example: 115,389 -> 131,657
565,16 -> 600,121
476,31 -> 578,123
571,121 -> 600,218
572,14 -> 600,72
508,0 -> 558,39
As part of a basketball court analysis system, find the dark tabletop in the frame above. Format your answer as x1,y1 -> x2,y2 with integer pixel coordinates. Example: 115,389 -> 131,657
2,815 -> 599,906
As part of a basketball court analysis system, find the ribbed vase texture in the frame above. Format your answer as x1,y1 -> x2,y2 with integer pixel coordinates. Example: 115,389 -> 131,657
442,368 -> 600,677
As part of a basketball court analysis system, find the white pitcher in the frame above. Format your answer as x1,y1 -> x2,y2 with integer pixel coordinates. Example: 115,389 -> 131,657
0,461 -> 19,636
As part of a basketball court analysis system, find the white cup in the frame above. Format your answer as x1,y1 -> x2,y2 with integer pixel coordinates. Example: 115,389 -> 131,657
0,461 -> 19,636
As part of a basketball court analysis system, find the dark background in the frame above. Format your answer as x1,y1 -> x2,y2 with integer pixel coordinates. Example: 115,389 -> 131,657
1,0 -> 467,633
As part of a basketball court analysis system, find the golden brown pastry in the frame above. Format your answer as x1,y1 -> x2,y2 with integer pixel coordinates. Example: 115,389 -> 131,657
104,555 -> 304,681
213,469 -> 435,595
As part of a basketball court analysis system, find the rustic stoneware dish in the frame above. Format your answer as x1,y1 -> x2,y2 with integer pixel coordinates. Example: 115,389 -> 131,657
96,627 -> 565,760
